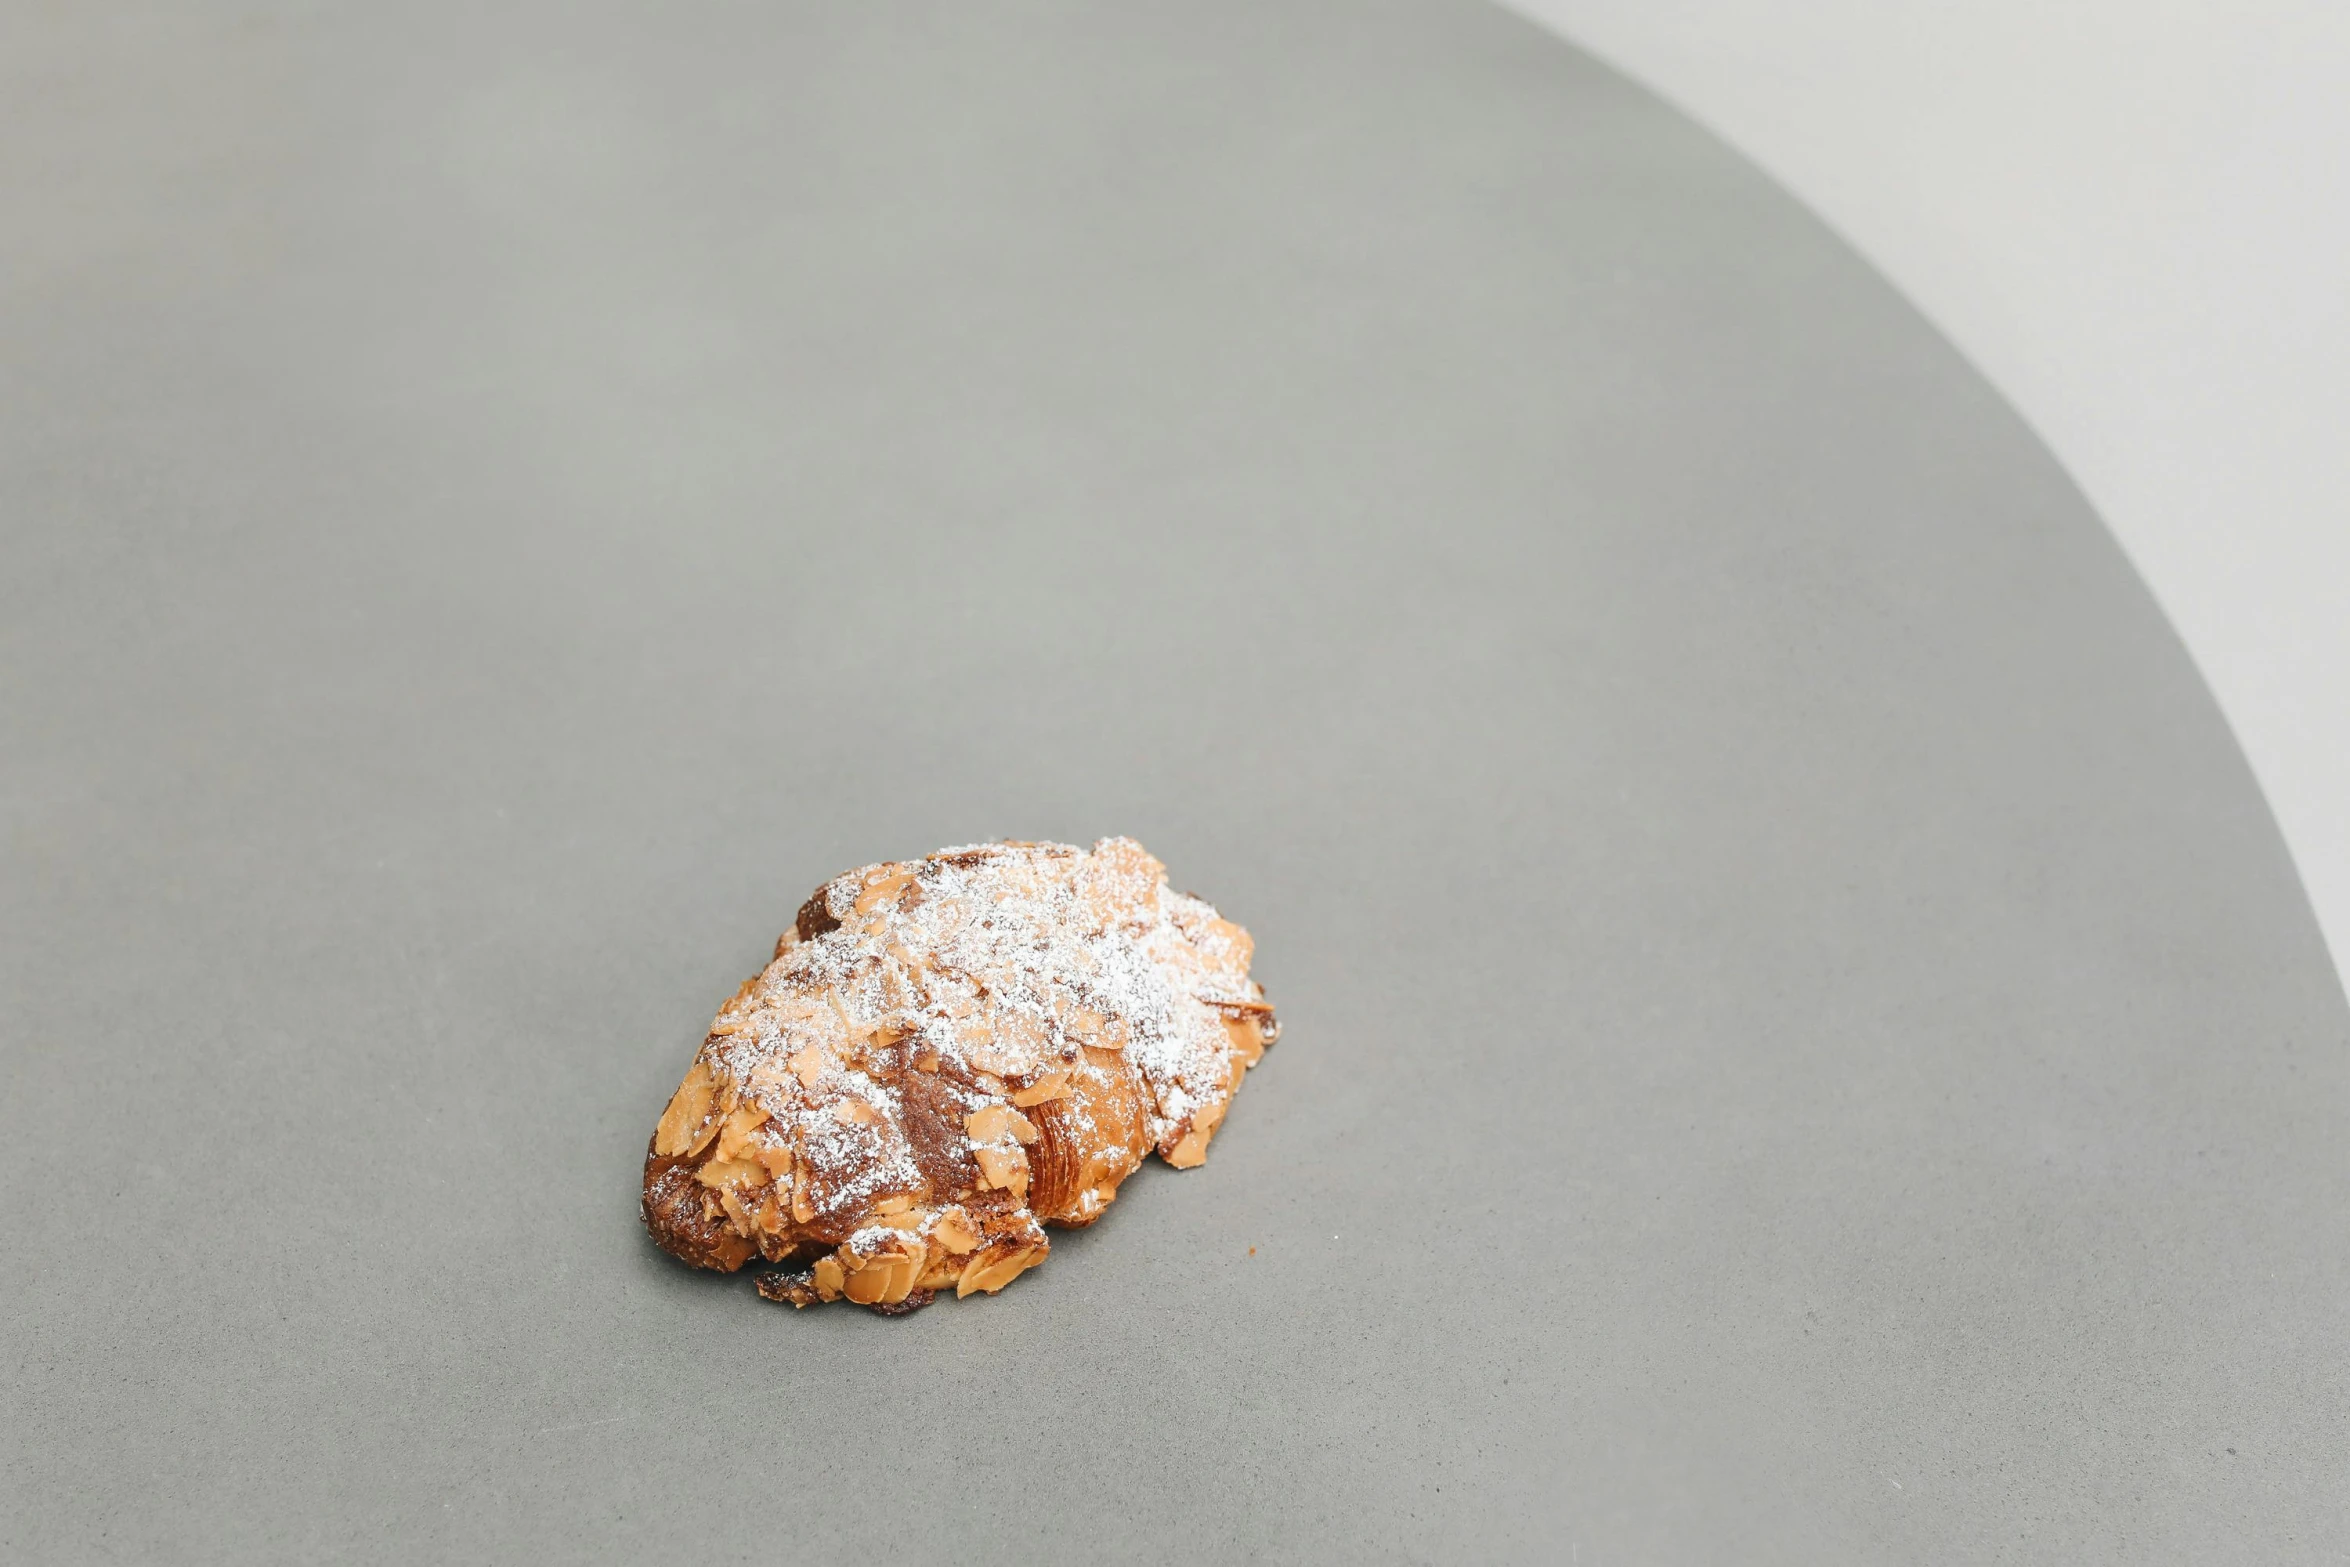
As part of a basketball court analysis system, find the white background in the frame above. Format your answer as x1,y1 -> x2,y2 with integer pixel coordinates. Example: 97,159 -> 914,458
1502,0 -> 2350,989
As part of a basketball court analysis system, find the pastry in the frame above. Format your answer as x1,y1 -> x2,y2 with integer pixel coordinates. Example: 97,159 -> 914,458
641,837 -> 1277,1312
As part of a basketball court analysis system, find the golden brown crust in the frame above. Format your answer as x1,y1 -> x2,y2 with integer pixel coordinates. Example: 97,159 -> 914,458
641,838 -> 1275,1312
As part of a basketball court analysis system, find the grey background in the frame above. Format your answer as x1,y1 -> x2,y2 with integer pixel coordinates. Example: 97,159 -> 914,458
1504,0 -> 2350,988
4,1 -> 2344,1561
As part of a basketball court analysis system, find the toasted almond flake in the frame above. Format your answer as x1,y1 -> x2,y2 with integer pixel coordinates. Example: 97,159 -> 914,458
853,869 -> 917,916
653,1060 -> 718,1158
931,1208 -> 979,1254
1165,1097 -> 1230,1169
973,1145 -> 1026,1191
717,1185 -> 756,1236
714,1102 -> 770,1163
994,1010 -> 1051,1058
694,1156 -> 767,1192
1009,1072 -> 1070,1108
956,1245 -> 1044,1298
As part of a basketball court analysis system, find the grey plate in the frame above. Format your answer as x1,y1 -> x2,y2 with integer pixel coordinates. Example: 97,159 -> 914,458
4,2 -> 2345,1561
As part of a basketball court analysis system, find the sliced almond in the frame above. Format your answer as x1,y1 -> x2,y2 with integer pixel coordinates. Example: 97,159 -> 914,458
993,1009 -> 1052,1060
964,1042 -> 1015,1078
854,868 -> 917,913
1009,1072 -> 1070,1108
930,1207 -> 979,1255
973,1144 -> 1027,1192
653,1060 -> 718,1158
1201,916 -> 1253,966
745,1056 -> 795,1097
716,1185 -> 756,1236
1208,996 -> 1275,1015
955,1244 -> 1044,1298
713,1101 -> 770,1163
1165,1097 -> 1230,1169
786,1045 -> 826,1090
843,1262 -> 887,1305
693,1156 -> 767,1192
964,1103 -> 1039,1144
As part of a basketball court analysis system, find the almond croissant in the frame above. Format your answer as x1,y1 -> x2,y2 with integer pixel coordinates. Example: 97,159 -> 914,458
641,838 -> 1277,1312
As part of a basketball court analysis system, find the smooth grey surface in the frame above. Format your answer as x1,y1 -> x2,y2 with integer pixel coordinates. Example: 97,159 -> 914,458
4,1 -> 2345,1561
